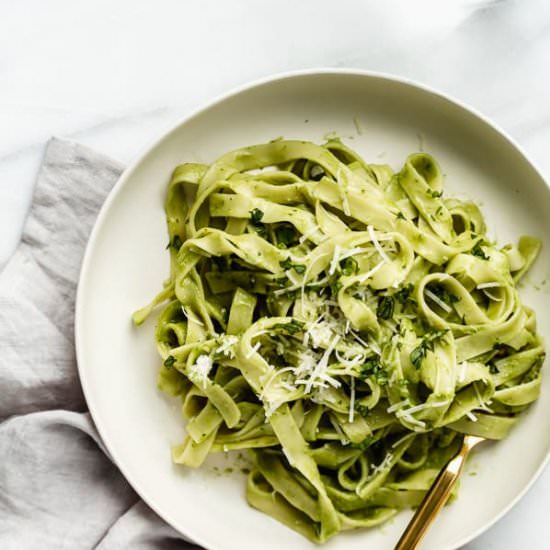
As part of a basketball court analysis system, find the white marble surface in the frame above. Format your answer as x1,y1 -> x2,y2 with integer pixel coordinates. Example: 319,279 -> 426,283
2,0 -> 550,548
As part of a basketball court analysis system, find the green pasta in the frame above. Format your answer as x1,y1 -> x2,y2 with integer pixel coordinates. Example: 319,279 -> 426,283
133,138 -> 545,543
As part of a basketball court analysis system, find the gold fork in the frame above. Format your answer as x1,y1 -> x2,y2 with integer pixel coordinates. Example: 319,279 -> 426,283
394,434 -> 486,550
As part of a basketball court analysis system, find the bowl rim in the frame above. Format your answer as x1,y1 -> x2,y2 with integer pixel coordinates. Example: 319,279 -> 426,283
75,67 -> 550,550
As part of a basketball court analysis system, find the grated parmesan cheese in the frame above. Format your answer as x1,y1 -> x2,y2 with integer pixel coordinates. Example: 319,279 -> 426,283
473,381 -> 492,412
264,397 -> 284,419
476,282 -> 502,290
306,321 -> 335,349
302,335 -> 340,394
337,168 -> 352,216
458,361 -> 468,383
190,354 -> 213,386
303,311 -> 326,345
317,372 -> 342,388
260,366 -> 296,400
245,341 -> 261,359
391,432 -> 416,449
338,247 -> 369,262
367,225 -> 391,264
398,414 -> 427,429
215,335 -> 239,358
181,306 -> 205,327
348,376 -> 356,423
424,288 -> 452,313
350,329 -> 370,350
369,339 -> 381,356
387,399 -> 411,414
334,349 -> 366,368
329,415 -> 350,445
371,453 -> 393,475
401,313 -> 417,319
482,289 -> 503,302
328,245 -> 342,275
399,400 -> 448,416
357,260 -> 385,284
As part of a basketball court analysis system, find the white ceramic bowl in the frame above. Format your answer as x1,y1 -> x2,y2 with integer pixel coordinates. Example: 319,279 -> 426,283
75,70 -> 550,550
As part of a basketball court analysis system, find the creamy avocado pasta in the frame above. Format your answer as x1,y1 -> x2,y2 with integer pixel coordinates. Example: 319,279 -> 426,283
133,139 -> 544,543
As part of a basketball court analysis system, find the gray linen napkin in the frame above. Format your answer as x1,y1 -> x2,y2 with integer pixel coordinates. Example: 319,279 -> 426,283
0,138 -> 200,550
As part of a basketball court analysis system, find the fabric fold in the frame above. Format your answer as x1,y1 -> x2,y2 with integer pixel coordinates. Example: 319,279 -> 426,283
0,138 -> 191,550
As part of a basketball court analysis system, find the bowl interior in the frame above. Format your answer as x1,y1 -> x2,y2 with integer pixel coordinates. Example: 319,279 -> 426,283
76,71 -> 550,550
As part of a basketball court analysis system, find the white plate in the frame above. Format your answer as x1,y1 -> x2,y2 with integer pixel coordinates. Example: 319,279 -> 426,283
76,70 -> 550,550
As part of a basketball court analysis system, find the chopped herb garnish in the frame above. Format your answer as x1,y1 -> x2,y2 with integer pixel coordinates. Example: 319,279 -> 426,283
395,284 -> 415,305
358,357 -> 388,385
164,355 -> 176,369
273,319 -> 305,334
426,329 -> 448,343
471,242 -> 489,260
522,354 -> 545,383
249,208 -> 266,236
355,403 -> 370,418
249,208 -> 264,224
360,357 -> 380,375
375,370 -> 389,386
431,285 -> 459,306
377,296 -> 394,320
492,340 -> 506,351
410,330 -> 449,369
428,189 -> 442,198
279,257 -> 293,270
340,257 -> 358,276
396,211 -> 406,220
166,235 -> 183,250
279,257 -> 306,273
329,279 -> 343,297
350,435 -> 375,450
275,224 -> 298,246
253,223 -> 266,236
410,345 -> 426,370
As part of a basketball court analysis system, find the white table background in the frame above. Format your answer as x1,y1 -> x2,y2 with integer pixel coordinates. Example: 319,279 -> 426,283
2,1 -> 549,548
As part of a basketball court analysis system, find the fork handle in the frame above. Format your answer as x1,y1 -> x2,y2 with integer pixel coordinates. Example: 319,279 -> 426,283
393,436 -> 475,550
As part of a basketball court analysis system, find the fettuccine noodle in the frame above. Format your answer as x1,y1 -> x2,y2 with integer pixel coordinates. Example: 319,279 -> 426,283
133,139 -> 545,543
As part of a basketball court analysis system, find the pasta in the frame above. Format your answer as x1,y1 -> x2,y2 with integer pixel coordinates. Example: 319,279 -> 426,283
133,138 -> 545,543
